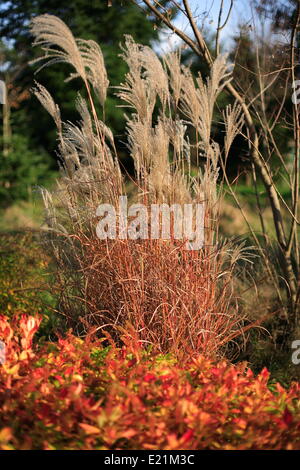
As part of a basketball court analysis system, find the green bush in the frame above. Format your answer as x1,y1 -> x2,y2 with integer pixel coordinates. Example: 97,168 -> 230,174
0,134 -> 55,207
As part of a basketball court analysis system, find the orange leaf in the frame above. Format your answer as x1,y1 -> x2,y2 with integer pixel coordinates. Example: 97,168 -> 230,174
79,423 -> 100,435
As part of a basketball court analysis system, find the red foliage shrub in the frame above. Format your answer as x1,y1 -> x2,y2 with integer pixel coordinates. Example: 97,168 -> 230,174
0,314 -> 300,450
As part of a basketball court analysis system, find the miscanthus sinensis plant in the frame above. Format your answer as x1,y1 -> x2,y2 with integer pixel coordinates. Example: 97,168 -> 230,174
30,14 -> 254,359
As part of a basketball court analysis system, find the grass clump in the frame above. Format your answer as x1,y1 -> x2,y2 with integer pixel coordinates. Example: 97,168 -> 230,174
29,14 -> 255,358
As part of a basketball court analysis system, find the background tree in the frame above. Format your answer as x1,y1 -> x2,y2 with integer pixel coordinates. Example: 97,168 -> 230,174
0,0 -> 175,164
0,39 -> 54,206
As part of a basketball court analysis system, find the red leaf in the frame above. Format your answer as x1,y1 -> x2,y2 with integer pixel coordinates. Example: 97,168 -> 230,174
144,373 -> 156,383
283,407 -> 293,426
181,429 -> 194,443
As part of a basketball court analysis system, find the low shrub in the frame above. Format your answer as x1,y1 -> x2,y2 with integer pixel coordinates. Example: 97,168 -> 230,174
0,232 -> 62,339
0,313 -> 300,450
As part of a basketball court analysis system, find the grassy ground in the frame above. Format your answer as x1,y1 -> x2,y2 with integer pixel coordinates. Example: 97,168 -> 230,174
0,229 -> 63,340
0,199 -> 44,232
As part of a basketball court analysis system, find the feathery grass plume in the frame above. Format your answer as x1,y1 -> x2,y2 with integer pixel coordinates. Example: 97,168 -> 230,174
170,169 -> 191,205
207,54 -> 232,101
64,98 -> 95,162
32,81 -> 62,132
222,102 -> 244,158
162,116 -> 192,201
30,15 -> 122,234
148,113 -> 192,204
30,14 -> 87,79
180,66 -> 201,130
181,54 -> 232,150
139,44 -> 169,107
163,49 -> 183,109
120,37 -> 188,203
58,138 -> 80,179
117,35 -> 155,122
154,116 -> 191,204
32,82 -> 81,180
61,115 -> 122,205
126,114 -> 188,204
162,116 -> 187,161
126,115 -> 152,185
117,35 -> 169,120
76,39 -> 109,106
148,119 -> 172,202
30,14 -> 109,108
41,187 -> 57,230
